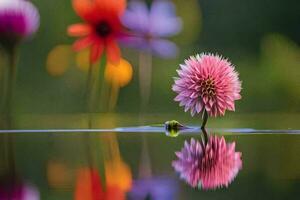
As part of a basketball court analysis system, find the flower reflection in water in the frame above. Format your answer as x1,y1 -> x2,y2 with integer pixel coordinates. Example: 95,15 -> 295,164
0,180 -> 39,200
105,159 -> 132,193
75,129 -> 132,200
173,135 -> 242,190
74,168 -> 105,200
102,133 -> 132,197
74,163 -> 130,200
128,177 -> 178,200
74,155 -> 131,199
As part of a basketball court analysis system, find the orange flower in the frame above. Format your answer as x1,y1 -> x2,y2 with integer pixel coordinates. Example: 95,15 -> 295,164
105,159 -> 132,192
105,58 -> 133,87
68,0 -> 126,64
74,168 -> 125,200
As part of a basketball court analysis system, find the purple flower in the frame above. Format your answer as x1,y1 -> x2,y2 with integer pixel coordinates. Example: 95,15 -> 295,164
0,0 -> 39,47
173,136 -> 242,190
128,177 -> 179,200
121,0 -> 182,58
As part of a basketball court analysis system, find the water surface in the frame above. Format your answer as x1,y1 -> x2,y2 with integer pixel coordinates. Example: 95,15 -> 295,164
0,114 -> 299,199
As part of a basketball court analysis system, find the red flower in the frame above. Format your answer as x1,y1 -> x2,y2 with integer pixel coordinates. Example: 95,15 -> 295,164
68,0 -> 126,63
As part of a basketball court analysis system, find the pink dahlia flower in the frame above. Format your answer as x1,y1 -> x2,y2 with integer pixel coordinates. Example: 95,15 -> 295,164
0,0 -> 39,47
172,53 -> 241,117
172,136 -> 242,190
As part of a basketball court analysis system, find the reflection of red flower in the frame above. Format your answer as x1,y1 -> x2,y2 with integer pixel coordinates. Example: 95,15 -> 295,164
74,168 -> 125,200
68,0 -> 126,63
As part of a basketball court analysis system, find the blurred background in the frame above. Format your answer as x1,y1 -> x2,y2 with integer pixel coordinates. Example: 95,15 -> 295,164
0,1 -> 299,200
0,0 -> 298,115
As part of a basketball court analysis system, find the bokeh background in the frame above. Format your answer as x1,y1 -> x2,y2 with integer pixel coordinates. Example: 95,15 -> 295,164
0,1 -> 300,200
1,0 -> 298,115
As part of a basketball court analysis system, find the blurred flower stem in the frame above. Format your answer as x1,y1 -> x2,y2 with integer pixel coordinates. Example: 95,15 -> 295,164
85,60 -> 94,111
108,80 -> 119,111
98,59 -> 109,112
139,51 -> 152,110
2,46 -> 17,128
1,46 -> 18,180
139,136 -> 152,179
83,57 -> 106,168
138,52 -> 153,179
85,60 -> 95,129
102,133 -> 121,161
86,57 -> 106,126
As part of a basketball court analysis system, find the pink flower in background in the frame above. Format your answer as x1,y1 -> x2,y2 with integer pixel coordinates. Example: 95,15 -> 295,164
172,53 -> 241,117
172,136 -> 242,189
121,0 -> 182,58
0,0 -> 39,47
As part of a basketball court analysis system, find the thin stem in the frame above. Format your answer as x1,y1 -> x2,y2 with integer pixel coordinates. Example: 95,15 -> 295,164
84,132 -> 94,167
139,136 -> 152,178
137,52 -> 153,178
97,57 -> 107,111
108,81 -> 119,112
83,57 -> 106,167
139,51 -> 152,111
7,133 -> 16,177
0,51 -> 5,110
3,47 -> 17,179
85,61 -> 93,114
84,60 -> 94,167
201,126 -> 208,146
101,133 -> 121,161
5,47 -> 17,128
201,109 -> 209,145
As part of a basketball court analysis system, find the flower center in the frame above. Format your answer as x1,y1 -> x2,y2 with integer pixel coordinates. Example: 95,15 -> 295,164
95,21 -> 111,37
199,78 -> 216,98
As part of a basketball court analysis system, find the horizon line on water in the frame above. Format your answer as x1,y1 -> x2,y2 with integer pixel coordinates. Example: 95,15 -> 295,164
0,126 -> 299,134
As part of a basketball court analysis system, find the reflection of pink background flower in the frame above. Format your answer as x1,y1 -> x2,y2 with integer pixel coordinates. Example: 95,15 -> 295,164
0,182 -> 40,200
172,136 -> 242,189
172,53 -> 241,117
0,0 -> 39,42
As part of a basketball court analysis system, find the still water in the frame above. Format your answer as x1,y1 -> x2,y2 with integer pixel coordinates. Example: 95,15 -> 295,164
0,114 -> 299,199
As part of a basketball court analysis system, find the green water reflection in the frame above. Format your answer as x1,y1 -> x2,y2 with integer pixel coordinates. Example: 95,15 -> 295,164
0,114 -> 299,199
